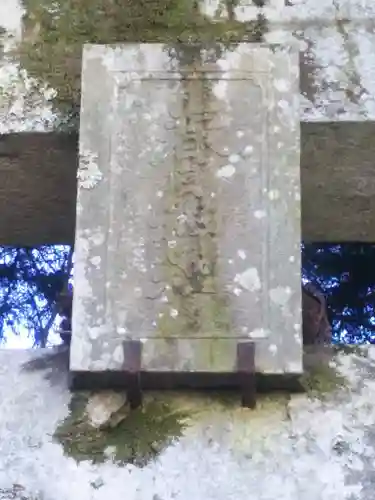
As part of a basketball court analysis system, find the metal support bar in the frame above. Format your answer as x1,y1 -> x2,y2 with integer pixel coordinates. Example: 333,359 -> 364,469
123,340 -> 143,409
237,341 -> 256,409
121,339 -> 256,410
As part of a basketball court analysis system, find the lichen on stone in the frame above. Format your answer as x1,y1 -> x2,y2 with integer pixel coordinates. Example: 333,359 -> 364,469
0,484 -> 39,500
77,150 -> 103,189
53,391 -> 191,466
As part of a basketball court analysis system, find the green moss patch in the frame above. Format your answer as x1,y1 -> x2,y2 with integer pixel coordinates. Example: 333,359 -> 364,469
299,360 -> 347,398
17,0 -> 267,125
53,392 -> 191,466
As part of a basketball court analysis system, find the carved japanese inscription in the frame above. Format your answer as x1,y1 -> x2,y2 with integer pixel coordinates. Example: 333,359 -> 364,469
71,43 -> 302,376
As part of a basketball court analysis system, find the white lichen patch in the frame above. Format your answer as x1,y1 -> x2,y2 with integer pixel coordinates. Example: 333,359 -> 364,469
248,328 -> 270,339
77,150 -> 103,189
217,164 -> 236,179
116,327 -> 127,335
132,243 -> 147,273
242,145 -> 254,157
269,286 -> 292,307
268,189 -> 280,200
212,80 -> 228,100
234,267 -> 261,292
113,344 -> 125,364
269,344 -> 278,355
294,332 -> 302,345
278,99 -> 290,111
228,153 -> 241,164
90,231 -> 105,247
237,249 -> 247,260
274,78 -> 290,92
254,209 -> 267,219
170,308 -> 178,318
177,214 -> 188,224
90,256 -> 101,268
286,360 -> 303,373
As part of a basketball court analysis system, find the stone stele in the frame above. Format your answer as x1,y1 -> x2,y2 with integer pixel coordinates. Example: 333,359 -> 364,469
70,43 -> 302,381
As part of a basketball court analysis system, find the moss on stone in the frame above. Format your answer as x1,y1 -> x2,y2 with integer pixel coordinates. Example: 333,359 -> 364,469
53,391 -> 191,466
299,360 -> 347,397
17,0 -> 267,126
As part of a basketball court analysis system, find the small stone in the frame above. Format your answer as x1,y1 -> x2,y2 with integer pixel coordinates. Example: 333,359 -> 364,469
90,477 -> 104,489
86,391 -> 128,428
332,439 -> 350,456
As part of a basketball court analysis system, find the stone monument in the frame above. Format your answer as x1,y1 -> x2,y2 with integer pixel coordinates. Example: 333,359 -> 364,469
70,42 -> 302,407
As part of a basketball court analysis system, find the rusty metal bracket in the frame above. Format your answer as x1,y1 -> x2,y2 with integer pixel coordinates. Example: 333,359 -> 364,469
123,340 -> 143,409
122,339 -> 255,410
237,341 -> 256,409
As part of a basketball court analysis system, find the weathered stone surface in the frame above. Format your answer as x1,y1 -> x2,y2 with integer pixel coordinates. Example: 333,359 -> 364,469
71,42 -> 302,377
1,347 -> 375,499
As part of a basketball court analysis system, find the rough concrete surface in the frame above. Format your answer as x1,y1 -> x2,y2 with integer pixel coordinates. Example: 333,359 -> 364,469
0,347 -> 375,499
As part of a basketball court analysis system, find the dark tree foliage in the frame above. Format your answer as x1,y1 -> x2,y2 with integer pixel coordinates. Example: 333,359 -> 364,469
0,243 -> 374,347
0,245 -> 72,347
302,243 -> 375,344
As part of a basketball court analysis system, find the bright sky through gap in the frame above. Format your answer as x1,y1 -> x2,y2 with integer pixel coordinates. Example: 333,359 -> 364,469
0,245 -> 72,349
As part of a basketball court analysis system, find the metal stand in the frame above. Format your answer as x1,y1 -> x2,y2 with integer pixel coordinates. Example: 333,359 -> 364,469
122,339 -> 257,409
123,340 -> 143,409
237,341 -> 257,409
